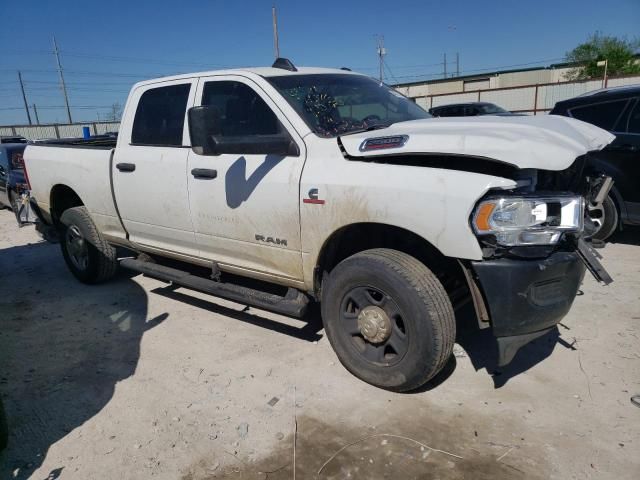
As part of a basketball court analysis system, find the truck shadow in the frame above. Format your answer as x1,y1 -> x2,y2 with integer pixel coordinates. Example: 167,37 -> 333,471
225,155 -> 283,209
0,241 -> 166,480
150,285 -> 324,342
454,304 -> 559,388
609,225 -> 640,246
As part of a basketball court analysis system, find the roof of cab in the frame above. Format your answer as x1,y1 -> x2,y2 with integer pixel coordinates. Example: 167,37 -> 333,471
131,66 -> 362,90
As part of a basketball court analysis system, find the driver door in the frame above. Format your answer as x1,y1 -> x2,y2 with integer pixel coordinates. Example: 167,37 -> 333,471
187,76 -> 307,284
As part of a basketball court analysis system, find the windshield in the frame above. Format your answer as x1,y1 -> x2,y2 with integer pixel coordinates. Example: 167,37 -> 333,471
478,103 -> 508,114
267,74 -> 430,137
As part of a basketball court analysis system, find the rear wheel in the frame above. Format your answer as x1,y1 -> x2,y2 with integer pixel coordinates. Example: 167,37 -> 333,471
321,249 -> 455,392
589,194 -> 619,242
60,206 -> 118,284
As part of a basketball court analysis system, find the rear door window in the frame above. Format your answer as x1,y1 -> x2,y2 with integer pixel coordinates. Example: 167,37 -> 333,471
569,99 -> 629,131
131,84 -> 191,146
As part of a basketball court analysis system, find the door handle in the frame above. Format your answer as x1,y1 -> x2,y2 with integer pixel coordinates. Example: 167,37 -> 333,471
191,168 -> 217,179
116,163 -> 136,172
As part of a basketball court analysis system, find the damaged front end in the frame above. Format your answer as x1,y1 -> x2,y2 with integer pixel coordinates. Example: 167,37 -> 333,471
464,154 -> 614,366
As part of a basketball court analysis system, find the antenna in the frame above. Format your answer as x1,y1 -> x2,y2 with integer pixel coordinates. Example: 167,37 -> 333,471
272,5 -> 280,59
376,35 -> 386,83
53,36 -> 72,123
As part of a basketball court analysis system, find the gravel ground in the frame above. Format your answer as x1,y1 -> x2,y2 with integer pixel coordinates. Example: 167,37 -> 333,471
0,208 -> 638,479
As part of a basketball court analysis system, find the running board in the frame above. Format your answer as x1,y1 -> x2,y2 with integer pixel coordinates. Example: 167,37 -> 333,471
120,258 -> 309,318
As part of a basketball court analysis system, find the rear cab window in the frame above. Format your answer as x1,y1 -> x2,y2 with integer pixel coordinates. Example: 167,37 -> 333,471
131,84 -> 191,146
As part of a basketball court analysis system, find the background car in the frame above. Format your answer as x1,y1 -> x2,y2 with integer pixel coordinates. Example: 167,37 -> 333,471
429,102 -> 514,117
0,135 -> 27,144
0,143 -> 28,213
550,85 -> 640,241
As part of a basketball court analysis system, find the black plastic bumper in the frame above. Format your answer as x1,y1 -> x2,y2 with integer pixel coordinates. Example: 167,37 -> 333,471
472,251 -> 586,365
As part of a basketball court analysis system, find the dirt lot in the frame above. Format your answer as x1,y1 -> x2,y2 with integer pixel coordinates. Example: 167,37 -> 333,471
0,208 -> 638,480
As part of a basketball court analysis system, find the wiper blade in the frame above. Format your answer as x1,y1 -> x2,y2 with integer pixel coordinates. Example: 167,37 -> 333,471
340,122 -> 393,136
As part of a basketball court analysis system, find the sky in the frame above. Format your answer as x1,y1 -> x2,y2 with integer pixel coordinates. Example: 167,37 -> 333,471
0,0 -> 638,125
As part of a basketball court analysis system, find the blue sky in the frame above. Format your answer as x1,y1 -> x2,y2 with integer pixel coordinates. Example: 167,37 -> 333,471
0,0 -> 638,125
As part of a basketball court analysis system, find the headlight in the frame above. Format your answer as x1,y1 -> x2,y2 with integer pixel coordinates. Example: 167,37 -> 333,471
472,195 -> 584,246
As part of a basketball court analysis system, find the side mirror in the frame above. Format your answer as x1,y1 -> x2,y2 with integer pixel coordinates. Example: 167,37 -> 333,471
188,105 -> 299,157
188,105 -> 221,155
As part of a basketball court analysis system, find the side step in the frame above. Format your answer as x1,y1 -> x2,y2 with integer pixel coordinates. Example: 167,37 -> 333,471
120,258 -> 309,318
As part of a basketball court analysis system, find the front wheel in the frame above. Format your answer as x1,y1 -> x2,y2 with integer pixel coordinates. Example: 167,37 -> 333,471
60,206 -> 118,284
321,249 -> 455,392
589,194 -> 619,242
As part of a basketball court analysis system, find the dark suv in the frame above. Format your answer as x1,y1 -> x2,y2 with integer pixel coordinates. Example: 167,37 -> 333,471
0,143 -> 28,213
429,102 -> 513,117
551,85 -> 640,240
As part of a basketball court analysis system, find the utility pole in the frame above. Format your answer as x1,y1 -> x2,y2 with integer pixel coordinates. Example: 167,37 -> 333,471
597,59 -> 608,88
17,71 -> 32,125
53,36 -> 72,123
32,104 -> 40,125
456,52 -> 460,77
376,35 -> 386,83
272,5 -> 280,59
443,53 -> 447,78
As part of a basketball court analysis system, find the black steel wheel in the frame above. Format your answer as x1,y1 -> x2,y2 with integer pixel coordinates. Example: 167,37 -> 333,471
59,206 -> 118,284
322,249 -> 455,392
340,285 -> 409,366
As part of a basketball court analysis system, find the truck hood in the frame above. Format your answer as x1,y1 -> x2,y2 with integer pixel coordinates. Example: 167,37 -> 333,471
339,115 -> 615,171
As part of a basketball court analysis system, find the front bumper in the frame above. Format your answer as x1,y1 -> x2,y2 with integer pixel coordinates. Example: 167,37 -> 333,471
472,251 -> 586,365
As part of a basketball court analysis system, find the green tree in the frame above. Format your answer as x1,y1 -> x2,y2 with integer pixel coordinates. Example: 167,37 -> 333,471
565,32 -> 640,80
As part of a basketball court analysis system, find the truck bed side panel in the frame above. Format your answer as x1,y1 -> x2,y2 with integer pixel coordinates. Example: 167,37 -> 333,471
25,144 -> 126,240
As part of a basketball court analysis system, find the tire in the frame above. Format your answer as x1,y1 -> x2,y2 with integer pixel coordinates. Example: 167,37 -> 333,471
321,248 -> 455,392
59,206 -> 118,284
590,194 -> 619,242
0,396 -> 8,451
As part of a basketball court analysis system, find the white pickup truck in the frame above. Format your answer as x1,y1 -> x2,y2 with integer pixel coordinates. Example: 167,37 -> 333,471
24,58 -> 614,391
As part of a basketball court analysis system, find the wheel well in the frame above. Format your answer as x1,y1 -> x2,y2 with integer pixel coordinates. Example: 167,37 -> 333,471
314,223 -> 469,305
50,185 -> 84,225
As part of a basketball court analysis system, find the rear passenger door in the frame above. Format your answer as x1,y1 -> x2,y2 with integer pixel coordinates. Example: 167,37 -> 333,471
112,79 -> 199,256
186,76 -> 306,283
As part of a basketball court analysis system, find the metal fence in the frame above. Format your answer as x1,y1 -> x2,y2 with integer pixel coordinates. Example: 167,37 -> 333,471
412,75 -> 640,114
0,121 -> 120,140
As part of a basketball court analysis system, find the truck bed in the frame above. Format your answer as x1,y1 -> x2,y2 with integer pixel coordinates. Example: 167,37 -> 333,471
33,135 -> 117,149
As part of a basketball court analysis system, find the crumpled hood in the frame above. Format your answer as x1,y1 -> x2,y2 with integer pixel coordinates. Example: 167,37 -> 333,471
339,115 -> 615,171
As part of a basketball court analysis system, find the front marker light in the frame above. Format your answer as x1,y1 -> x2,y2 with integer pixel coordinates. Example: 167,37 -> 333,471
472,196 -> 584,246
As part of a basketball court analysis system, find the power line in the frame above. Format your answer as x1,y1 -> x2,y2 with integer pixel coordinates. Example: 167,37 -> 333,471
0,105 -> 119,111
382,58 -> 401,86
0,49 -> 242,69
390,57 -> 567,82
